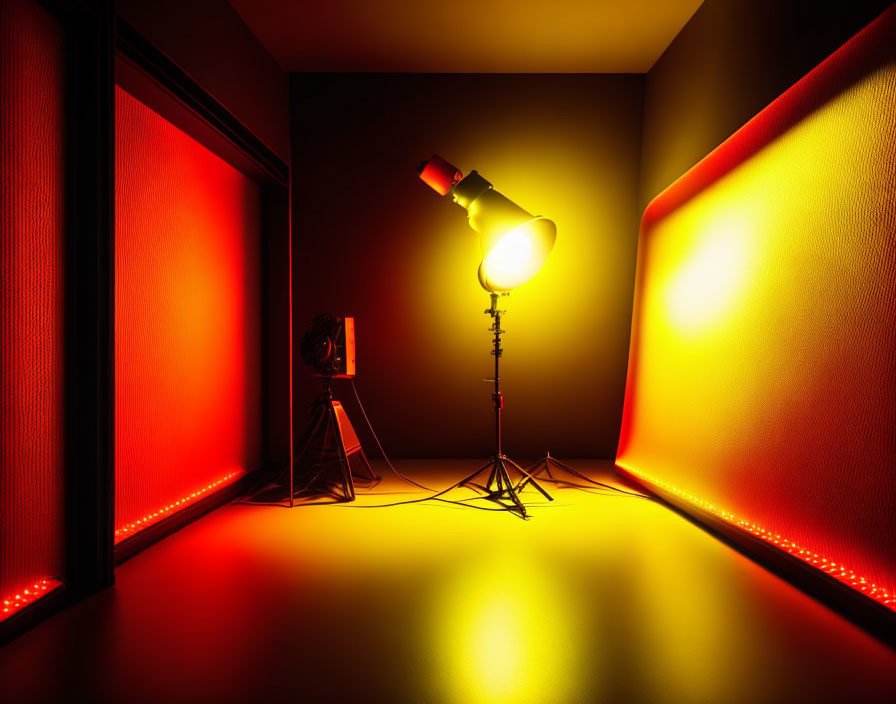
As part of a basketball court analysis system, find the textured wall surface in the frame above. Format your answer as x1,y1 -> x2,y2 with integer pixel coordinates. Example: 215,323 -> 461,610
639,0 -> 894,210
0,0 -> 65,615
115,87 -> 261,541
291,74 -> 644,460
619,8 -> 896,608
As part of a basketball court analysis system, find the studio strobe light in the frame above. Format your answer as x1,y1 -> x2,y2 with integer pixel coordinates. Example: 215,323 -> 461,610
418,155 -> 557,517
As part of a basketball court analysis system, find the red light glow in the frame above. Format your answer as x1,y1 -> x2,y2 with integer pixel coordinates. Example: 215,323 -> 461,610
1,0 -> 65,608
114,470 -> 244,544
0,578 -> 61,622
114,86 -> 261,541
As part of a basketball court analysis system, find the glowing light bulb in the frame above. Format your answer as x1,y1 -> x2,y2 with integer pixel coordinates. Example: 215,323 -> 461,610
478,223 -> 549,292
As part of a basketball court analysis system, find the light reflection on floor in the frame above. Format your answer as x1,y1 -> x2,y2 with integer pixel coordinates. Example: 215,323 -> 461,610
430,547 -> 589,704
0,461 -> 894,703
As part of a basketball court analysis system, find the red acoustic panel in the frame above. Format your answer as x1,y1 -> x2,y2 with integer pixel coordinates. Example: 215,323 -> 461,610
115,86 -> 261,543
0,0 -> 65,618
618,7 -> 896,609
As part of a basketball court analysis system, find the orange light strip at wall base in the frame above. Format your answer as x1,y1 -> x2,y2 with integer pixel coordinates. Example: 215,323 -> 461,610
113,469 -> 245,544
0,579 -> 63,623
616,463 -> 896,612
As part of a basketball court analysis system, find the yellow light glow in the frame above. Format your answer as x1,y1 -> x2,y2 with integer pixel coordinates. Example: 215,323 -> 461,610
662,214 -> 755,334
430,550 -> 584,704
618,463 -> 896,609
479,225 -> 536,291
207,464 -> 877,701
619,59 -> 896,601
406,90 -> 641,453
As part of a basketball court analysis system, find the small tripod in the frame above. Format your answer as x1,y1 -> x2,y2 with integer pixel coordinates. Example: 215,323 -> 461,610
288,377 -> 380,505
443,293 -> 552,518
518,452 -> 606,491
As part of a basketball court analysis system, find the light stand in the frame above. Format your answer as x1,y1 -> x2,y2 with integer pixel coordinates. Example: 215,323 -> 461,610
417,154 -> 559,517
441,293 -> 552,518
287,376 -> 379,505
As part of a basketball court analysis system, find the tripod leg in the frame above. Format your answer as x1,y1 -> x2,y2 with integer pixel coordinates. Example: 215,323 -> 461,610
496,460 -> 528,517
524,459 -> 552,480
519,461 -> 543,489
339,447 -> 354,501
294,405 -> 326,465
488,461 -> 501,493
291,406 -> 328,496
456,458 -> 498,492
333,411 -> 355,501
354,448 -> 379,481
506,457 -> 553,501
325,405 -> 353,501
290,410 -> 325,504
296,408 -> 334,495
492,459 -> 509,498
549,457 -> 601,484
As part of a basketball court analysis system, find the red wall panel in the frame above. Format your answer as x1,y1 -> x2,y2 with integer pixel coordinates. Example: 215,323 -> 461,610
0,0 -> 65,619
115,86 -> 261,542
618,7 -> 896,609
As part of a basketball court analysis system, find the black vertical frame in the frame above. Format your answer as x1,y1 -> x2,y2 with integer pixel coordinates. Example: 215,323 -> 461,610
0,0 -> 114,646
59,0 -> 115,599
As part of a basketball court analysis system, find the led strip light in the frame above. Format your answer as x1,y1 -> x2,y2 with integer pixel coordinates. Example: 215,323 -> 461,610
114,469 -> 244,543
617,463 -> 895,610
1,578 -> 62,621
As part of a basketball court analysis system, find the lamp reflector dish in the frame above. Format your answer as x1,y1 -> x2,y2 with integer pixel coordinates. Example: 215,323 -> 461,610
478,217 -> 556,292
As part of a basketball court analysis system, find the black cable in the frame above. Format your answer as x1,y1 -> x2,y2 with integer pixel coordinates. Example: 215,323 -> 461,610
236,477 -> 649,511
534,476 -> 652,499
345,496 -> 513,512
238,378 -> 649,510
238,491 -> 518,512
349,378 -> 433,491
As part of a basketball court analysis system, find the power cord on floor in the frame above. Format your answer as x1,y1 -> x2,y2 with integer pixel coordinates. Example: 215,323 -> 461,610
349,378 -> 433,491
240,377 -> 651,512
534,476 -> 652,499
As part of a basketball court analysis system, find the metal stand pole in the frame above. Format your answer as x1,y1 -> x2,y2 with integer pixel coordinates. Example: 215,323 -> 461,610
445,293 -> 552,518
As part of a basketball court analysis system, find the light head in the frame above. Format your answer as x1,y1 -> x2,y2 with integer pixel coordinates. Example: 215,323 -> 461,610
418,155 -> 556,293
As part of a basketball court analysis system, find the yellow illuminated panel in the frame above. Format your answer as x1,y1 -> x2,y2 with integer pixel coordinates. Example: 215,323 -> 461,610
619,53 -> 896,608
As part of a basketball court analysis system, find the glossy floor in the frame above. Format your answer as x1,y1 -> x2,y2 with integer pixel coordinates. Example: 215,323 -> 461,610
1,461 -> 894,703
